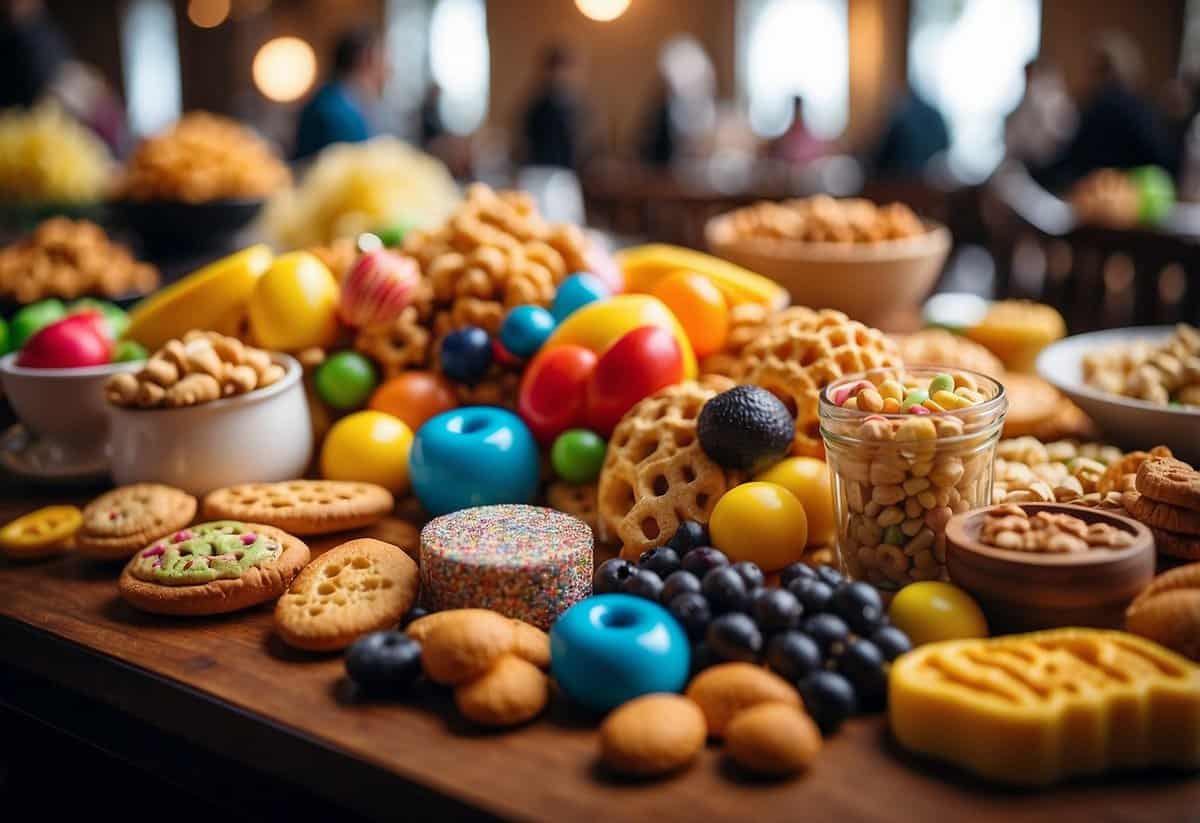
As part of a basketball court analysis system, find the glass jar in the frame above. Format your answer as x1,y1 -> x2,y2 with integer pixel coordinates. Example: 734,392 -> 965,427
819,367 -> 1007,591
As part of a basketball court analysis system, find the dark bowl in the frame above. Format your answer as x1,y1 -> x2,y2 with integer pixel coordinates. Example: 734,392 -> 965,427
111,197 -> 264,255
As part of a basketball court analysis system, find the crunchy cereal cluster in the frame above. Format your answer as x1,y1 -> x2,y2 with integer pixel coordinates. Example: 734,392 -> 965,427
1082,324 -> 1200,407
106,331 -> 284,409
723,195 -> 926,244
0,218 -> 158,303
981,504 -> 1134,553
1069,168 -> 1139,227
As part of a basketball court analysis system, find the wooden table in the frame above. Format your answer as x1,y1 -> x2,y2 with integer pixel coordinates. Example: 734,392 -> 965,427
1,495 -> 1197,822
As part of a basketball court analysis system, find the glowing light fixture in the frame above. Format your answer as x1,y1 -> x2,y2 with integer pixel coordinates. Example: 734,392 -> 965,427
575,0 -> 631,22
187,0 -> 230,28
253,36 -> 317,103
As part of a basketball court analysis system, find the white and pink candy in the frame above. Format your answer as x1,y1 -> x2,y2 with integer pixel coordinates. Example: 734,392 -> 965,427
338,249 -> 420,328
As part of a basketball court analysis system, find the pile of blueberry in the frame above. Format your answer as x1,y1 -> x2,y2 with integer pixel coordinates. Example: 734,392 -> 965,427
594,521 -> 912,735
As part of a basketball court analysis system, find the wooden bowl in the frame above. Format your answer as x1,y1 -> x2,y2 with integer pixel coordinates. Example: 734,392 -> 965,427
704,215 -> 950,328
945,503 -> 1154,633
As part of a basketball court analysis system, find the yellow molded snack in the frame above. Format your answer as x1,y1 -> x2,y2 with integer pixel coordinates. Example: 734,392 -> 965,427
964,300 -> 1065,373
889,628 -> 1200,786
616,243 -> 789,311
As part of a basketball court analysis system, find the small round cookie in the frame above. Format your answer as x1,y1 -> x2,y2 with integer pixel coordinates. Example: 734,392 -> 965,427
1001,374 -> 1062,438
76,484 -> 197,560
1150,527 -> 1200,561
118,522 -> 310,616
202,481 -> 394,536
725,702 -> 822,777
685,663 -> 801,738
453,654 -> 549,727
1136,457 -> 1200,512
420,609 -> 517,685
1126,562 -> 1200,661
1123,490 -> 1200,536
599,693 -> 707,777
275,538 -> 419,652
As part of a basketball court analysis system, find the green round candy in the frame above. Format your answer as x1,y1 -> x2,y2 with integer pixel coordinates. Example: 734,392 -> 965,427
550,429 -> 607,485
70,298 -> 129,339
314,351 -> 379,411
0,316 -> 9,356
1130,165 -> 1175,224
928,373 -> 955,395
883,525 -> 906,546
10,299 -> 66,349
373,221 -> 413,247
113,340 -> 149,363
902,389 -> 929,410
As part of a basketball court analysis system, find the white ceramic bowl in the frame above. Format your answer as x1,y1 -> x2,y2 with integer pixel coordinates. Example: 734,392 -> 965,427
109,354 -> 312,496
1037,327 -> 1200,462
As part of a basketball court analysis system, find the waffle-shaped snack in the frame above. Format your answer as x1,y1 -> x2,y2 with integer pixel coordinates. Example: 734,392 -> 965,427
889,628 -> 1200,785
735,310 -> 902,457
893,328 -> 1005,379
599,376 -> 743,559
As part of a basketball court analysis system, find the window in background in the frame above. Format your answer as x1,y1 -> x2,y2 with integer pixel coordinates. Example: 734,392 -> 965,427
908,0 -> 1041,179
737,0 -> 849,139
121,0 -> 182,137
384,0 -> 431,136
429,0 -> 489,135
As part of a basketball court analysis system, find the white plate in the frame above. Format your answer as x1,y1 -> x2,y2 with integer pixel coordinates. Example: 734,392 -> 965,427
1037,327 -> 1200,461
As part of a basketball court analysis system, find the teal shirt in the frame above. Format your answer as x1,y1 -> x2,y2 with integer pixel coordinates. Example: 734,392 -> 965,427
294,82 -> 370,159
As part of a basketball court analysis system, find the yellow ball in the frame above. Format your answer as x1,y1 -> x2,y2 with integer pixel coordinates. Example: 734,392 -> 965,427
888,582 -> 988,647
755,457 -> 835,547
248,250 -> 339,351
708,481 -> 807,573
320,410 -> 413,494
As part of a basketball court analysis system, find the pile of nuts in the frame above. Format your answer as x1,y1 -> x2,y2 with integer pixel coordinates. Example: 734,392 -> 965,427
722,195 -> 927,244
991,437 -> 1124,507
106,331 -> 284,409
1082,324 -> 1200,407
981,504 -> 1135,553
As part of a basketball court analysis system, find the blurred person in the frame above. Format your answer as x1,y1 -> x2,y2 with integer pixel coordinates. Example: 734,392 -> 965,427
1005,60 -> 1076,167
768,96 -> 828,167
419,83 -> 445,148
295,27 -> 387,160
870,89 -> 951,178
0,0 -> 67,109
520,45 -> 584,170
636,35 -> 718,170
637,81 -> 674,168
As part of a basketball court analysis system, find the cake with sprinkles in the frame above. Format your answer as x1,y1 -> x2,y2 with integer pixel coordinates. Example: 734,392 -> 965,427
419,504 -> 593,628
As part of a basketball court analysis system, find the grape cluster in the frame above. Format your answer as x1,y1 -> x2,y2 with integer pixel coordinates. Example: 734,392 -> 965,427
593,521 -> 912,735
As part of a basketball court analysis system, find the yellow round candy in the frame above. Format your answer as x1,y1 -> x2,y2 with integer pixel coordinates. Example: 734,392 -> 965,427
248,251 -> 340,351
888,582 -> 988,647
709,482 -> 807,573
541,294 -> 698,378
754,457 -> 835,547
0,505 -> 82,559
320,410 -> 413,494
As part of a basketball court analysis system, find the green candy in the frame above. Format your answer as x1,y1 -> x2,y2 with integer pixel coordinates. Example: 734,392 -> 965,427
902,389 -> 929,410
0,316 -> 9,355
315,351 -> 379,410
928,373 -> 955,396
373,220 -> 413,248
113,339 -> 149,363
69,298 -> 129,339
1130,165 -> 1175,225
10,298 -> 66,349
883,525 -> 906,546
550,429 -> 607,485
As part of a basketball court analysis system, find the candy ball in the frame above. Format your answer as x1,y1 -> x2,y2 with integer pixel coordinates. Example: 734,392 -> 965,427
10,298 -> 66,350
499,305 -> 556,358
338,249 -> 419,328
112,340 -> 148,363
755,457 -> 835,547
649,271 -> 729,358
320,410 -> 414,494
888,582 -> 988,647
368,371 -> 457,431
439,326 -> 493,385
517,344 -> 597,444
550,429 -> 606,484
315,351 -> 379,410
709,482 -> 808,573
551,272 -> 610,322
16,312 -> 112,369
248,251 -> 340,351
409,407 -> 540,516
584,325 -> 685,437
550,594 -> 690,712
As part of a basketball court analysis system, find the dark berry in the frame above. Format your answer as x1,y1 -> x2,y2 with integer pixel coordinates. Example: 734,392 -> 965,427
681,546 -> 729,578
345,631 -> 422,695
751,588 -> 803,634
788,577 -> 834,614
660,570 -> 702,604
593,557 -> 634,594
690,643 -> 717,675
765,630 -> 822,681
637,546 -> 681,578
701,565 -> 747,614
780,562 -> 818,588
803,613 -> 851,656
831,581 -> 885,635
667,520 -> 709,554
797,670 -> 857,735
705,613 -> 763,663
731,561 -> 765,591
832,638 -> 888,711
439,326 -> 492,385
871,626 -> 913,662
621,568 -> 664,601
399,605 -> 428,628
667,591 -> 712,641
815,565 -> 844,588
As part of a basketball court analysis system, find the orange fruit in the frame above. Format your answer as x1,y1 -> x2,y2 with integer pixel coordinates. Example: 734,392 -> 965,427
649,271 -> 729,358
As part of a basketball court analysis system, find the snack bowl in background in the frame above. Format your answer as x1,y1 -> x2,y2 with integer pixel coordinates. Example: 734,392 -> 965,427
111,197 -> 264,255
108,353 -> 311,496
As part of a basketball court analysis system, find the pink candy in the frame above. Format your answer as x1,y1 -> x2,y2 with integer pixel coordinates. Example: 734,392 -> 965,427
141,545 -> 165,558
909,404 -> 931,415
241,532 -> 258,545
172,530 -> 193,543
832,380 -> 872,407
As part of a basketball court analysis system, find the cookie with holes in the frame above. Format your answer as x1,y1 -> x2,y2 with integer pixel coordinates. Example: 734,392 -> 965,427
76,483 -> 197,560
275,538 -> 419,651
202,480 -> 393,535
119,521 -> 309,616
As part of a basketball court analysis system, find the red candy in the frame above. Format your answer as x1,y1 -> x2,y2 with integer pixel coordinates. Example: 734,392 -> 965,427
16,312 -> 112,369
583,325 -> 684,436
517,344 -> 598,444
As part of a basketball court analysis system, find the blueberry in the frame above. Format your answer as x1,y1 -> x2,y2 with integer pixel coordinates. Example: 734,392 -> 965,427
779,562 -> 818,588
666,520 -> 709,554
751,588 -> 803,634
660,570 -> 702,604
681,546 -> 729,578
621,568 -> 664,601
802,613 -> 851,656
815,565 -> 844,588
668,591 -> 712,641
832,638 -> 888,711
638,546 -> 681,578
871,625 -> 913,662
788,577 -> 834,614
731,561 -> 765,591
593,557 -> 634,594
439,326 -> 493,385
701,566 -> 747,614
345,631 -> 422,695
398,605 -> 428,628
705,613 -> 763,663
797,670 -> 858,735
765,630 -> 822,681
690,642 -> 717,676
831,581 -> 885,635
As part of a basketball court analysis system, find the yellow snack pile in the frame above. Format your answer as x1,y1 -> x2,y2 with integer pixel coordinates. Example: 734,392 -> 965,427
889,628 -> 1200,785
0,102 -> 113,204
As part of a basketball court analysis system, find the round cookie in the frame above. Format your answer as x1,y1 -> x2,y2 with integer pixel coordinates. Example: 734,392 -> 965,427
118,522 -> 310,616
1126,563 -> 1200,661
275,538 -> 419,652
725,702 -> 823,777
1123,490 -> 1200,536
453,654 -> 549,727
202,480 -> 393,535
1136,457 -> 1200,511
599,694 -> 707,777
77,484 -> 197,560
1000,374 -> 1062,438
420,609 -> 517,685
685,663 -> 801,738
419,505 -> 592,629
1150,527 -> 1200,561
407,610 -> 551,668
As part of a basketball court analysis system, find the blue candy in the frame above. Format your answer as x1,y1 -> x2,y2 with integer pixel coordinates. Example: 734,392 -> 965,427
409,407 -> 540,516
499,305 -> 556,358
439,326 -> 492,384
550,593 -> 690,712
551,272 -> 610,323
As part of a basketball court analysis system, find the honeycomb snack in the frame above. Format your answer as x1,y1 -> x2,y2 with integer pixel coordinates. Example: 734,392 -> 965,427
964,300 -> 1066,373
889,628 -> 1200,785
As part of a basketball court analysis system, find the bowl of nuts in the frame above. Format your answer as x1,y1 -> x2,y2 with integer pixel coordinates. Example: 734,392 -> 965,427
945,502 -> 1154,633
